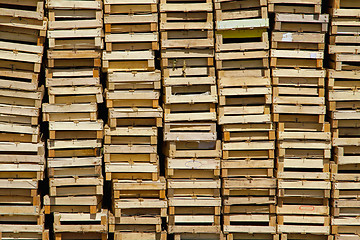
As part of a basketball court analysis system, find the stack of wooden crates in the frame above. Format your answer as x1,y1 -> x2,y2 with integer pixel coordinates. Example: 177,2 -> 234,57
215,1 -> 277,240
328,0 -> 360,238
42,0 -> 107,239
268,1 -> 331,240
0,0 -> 47,239
102,0 -> 167,239
160,0 -> 222,239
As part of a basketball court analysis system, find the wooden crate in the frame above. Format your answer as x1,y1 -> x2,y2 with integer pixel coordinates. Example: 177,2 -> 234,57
222,178 -> 277,197
274,14 -> 329,33
277,157 -> 330,181
166,157 -> 221,179
331,198 -> 360,217
47,49 -> 102,68
278,180 -> 331,199
332,182 -> 360,199
272,69 -> 326,88
49,177 -> 103,197
272,32 -> 325,50
48,86 -> 103,104
112,177 -> 166,199
106,89 -> 160,108
0,122 -> 40,143
224,214 -> 276,234
276,197 -> 330,218
105,31 -> 158,52
46,68 -> 100,87
42,103 -> 98,122
105,162 -> 159,181
277,140 -> 331,159
0,205 -> 44,224
108,107 -> 163,127
0,38 -> 44,74
330,18 -> 360,36
168,197 -> 221,234
164,122 -> 217,141
53,210 -> 108,233
268,0 -> 322,14
331,145 -> 360,181
47,139 -> 102,158
0,0 -> 45,19
330,53 -> 360,71
0,227 -> 48,240
44,195 -> 102,214
105,126 -> 157,145
214,0 -> 268,22
48,157 -> 102,178
104,144 -> 158,163
330,0 -> 360,17
164,83 -> 217,105
329,35 -> 360,55
216,29 -> 269,52
222,123 -> 275,142
167,179 -> 220,197
273,113 -> 325,125
0,154 -> 44,179
49,120 -> 103,140
0,141 -> 44,156
164,103 -> 216,122
47,0 -> 103,49
0,162 -> 44,180
106,71 -> 161,91
223,196 -> 276,214
113,198 -> 167,218
219,84 -> 271,105
54,232 -> 106,240
0,104 -> 40,126
0,87 -> 44,109
103,50 -> 155,72
270,49 -> 324,69
109,212 -> 163,233
222,159 -> 274,178
161,30 -> 213,50
114,231 -> 167,240
277,215 -> 330,235
163,67 -> 215,88
279,234 -> 331,240
164,140 -> 222,158
216,50 -> 268,70
223,140 -> 274,160
161,49 -> 214,69
227,233 -> 278,240
0,69 -> 40,92
0,179 -> 41,206
174,233 -> 224,240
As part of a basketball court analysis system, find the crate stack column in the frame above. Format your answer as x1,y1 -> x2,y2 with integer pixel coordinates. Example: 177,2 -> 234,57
42,0 -> 108,239
0,1 -> 47,239
102,1 -> 167,239
328,0 -> 360,238
214,1 -> 276,240
160,0 -> 222,239
268,2 -> 331,240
